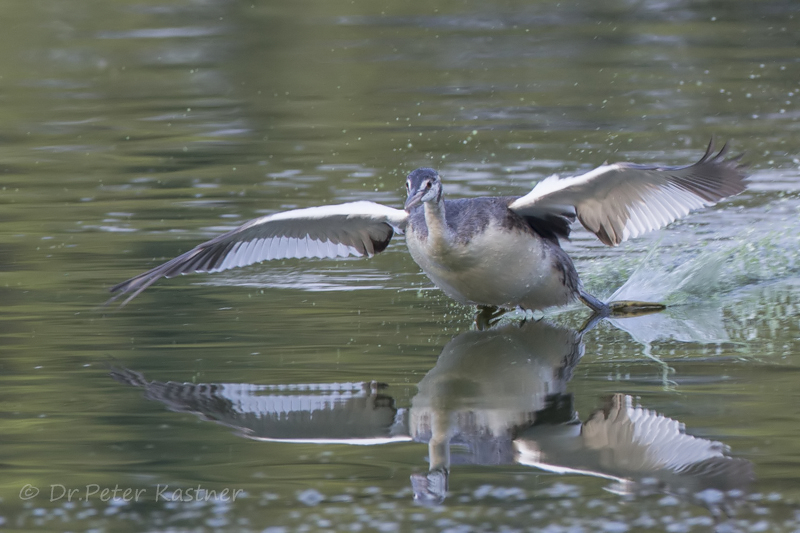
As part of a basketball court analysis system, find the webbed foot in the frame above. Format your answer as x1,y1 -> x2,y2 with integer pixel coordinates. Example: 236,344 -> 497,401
580,289 -> 665,319
607,300 -> 666,317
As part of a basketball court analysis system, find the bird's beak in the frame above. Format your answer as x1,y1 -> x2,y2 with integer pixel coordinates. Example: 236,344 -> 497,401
404,190 -> 425,211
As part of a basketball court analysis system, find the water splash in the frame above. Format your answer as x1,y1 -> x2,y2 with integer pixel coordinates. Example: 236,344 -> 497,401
601,224 -> 800,349
610,225 -> 800,307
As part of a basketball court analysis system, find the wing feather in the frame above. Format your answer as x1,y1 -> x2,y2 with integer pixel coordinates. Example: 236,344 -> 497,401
109,201 -> 408,305
509,141 -> 747,246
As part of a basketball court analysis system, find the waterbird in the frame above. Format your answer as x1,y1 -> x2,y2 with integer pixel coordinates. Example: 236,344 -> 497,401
110,141 -> 746,316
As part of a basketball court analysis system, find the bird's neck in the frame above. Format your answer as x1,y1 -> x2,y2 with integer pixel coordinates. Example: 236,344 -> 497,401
423,199 -> 452,247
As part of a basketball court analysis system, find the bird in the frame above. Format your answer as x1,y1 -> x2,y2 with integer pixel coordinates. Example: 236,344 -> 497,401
109,141 -> 746,316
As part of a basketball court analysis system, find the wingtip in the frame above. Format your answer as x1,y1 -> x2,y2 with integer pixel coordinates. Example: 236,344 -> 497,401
716,140 -> 729,159
700,138 -> 716,163
100,291 -> 124,311
703,137 -> 748,165
699,137 -> 730,163
105,269 -> 163,308
696,139 -> 749,180
109,280 -> 127,294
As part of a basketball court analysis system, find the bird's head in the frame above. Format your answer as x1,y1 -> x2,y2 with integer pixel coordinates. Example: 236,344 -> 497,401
404,168 -> 443,211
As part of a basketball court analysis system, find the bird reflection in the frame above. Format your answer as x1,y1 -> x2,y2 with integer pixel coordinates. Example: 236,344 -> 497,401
407,320 -> 583,502
110,319 -> 751,510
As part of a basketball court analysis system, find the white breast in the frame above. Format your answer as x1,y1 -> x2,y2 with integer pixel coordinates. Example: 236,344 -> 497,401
405,220 -> 575,310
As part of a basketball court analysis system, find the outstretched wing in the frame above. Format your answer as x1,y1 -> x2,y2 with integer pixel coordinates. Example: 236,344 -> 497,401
509,141 -> 747,246
110,201 -> 408,305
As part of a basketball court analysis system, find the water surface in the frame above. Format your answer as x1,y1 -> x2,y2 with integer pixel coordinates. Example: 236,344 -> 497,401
2,0 -> 800,531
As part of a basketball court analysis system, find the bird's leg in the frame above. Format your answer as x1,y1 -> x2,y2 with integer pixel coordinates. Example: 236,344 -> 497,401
473,305 -> 505,330
411,410 -> 451,504
578,311 -> 606,336
579,289 -> 611,315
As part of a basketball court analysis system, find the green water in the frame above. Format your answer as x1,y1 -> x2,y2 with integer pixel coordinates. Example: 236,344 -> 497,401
2,0 -> 800,531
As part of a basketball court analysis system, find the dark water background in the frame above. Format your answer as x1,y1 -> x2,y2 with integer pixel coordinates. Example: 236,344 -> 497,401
2,0 -> 800,531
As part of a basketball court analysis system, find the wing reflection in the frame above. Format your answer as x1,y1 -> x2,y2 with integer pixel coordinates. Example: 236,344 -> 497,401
515,394 -> 753,506
110,319 -> 751,508
109,369 -> 410,444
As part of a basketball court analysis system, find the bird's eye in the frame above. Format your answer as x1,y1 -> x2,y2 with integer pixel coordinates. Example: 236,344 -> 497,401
425,181 -> 432,190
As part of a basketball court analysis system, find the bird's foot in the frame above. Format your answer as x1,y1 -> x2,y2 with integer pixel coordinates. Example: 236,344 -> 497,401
578,299 -> 666,335
606,300 -> 666,317
473,306 -> 506,330
410,468 -> 449,505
